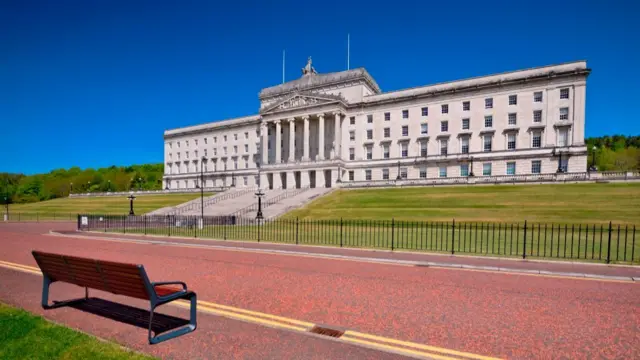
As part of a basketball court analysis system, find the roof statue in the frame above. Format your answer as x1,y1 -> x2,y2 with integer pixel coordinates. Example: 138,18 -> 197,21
301,56 -> 317,76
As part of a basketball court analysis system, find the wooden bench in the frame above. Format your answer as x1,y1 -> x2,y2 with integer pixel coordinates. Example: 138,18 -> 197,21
31,250 -> 197,344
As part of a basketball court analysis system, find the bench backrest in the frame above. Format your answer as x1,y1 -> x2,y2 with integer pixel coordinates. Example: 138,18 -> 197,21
32,251 -> 152,300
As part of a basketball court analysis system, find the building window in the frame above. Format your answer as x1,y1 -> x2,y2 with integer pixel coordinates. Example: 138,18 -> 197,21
419,167 -> 427,178
560,88 -> 569,99
233,145 -> 237,154
461,137 -> 469,154
482,163 -> 492,176
440,139 -> 448,155
462,118 -> 470,130
400,167 -> 408,179
243,176 -> 248,186
382,168 -> 390,180
169,153 -> 173,160
186,140 -> 190,147
194,138 -> 199,145
441,104 -> 448,114
244,144 -> 249,153
531,160 -> 541,174
439,166 -> 447,178
186,151 -> 189,159
367,129 -> 373,140
204,149 -> 207,157
506,162 -> 516,175
223,135 -> 227,142
350,116 -> 356,125
402,109 -> 409,119
383,144 -> 390,159
460,164 -> 469,177
169,142 -> 173,149
559,107 -> 569,121
349,148 -> 355,160
483,135 -> 492,152
421,123 -> 428,134
234,134 -> 238,141
558,128 -> 568,147
421,107 -> 428,116
384,128 -> 390,138
401,143 -> 408,157
401,125 -> 409,137
245,159 -> 248,169
441,121 -> 448,132
560,158 -> 569,173
534,91 -> 543,102
420,141 -> 428,157
507,133 -> 516,150
348,171 -> 354,181
508,113 -> 517,125
509,95 -> 517,105
533,110 -> 542,123
532,131 -> 542,148
177,141 -> 181,148
350,131 -> 355,141
463,101 -> 470,111
244,132 -> 249,139
234,160 -> 238,170
213,148 -> 217,156
484,115 -> 493,128
204,138 -> 207,145
384,112 -> 391,121
367,114 -> 373,123
485,98 -> 493,109
366,146 -> 373,160
195,150 -> 198,157
365,170 -> 372,181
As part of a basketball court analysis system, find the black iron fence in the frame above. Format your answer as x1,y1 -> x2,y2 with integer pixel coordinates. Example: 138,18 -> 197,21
77,214 -> 639,264
2,213 -> 78,222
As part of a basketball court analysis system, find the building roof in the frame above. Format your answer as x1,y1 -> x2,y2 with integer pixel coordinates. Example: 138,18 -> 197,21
164,114 -> 260,138
259,68 -> 381,99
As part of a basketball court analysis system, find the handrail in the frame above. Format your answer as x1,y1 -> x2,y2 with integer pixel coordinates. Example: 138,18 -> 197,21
172,187 -> 257,215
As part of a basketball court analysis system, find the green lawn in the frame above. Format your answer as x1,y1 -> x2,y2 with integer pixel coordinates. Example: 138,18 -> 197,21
0,302 -> 154,360
285,183 -> 640,224
5,193 -> 214,218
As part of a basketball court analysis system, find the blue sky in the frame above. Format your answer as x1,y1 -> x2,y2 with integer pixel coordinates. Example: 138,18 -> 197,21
1,0 -> 638,174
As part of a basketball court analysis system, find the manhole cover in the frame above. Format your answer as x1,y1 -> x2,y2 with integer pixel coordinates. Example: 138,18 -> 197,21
309,325 -> 344,338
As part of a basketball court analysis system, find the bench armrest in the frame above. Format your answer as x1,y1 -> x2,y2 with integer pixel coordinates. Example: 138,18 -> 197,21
152,281 -> 187,291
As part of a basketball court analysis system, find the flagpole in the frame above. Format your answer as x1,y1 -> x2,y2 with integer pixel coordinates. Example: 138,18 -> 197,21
282,50 -> 285,84
347,33 -> 350,70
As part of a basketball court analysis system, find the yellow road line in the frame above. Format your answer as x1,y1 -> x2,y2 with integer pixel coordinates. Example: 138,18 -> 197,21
0,259 -> 498,360
345,331 -> 501,360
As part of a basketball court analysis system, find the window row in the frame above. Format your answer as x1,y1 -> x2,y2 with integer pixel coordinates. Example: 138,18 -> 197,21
352,159 -> 566,181
168,131 -> 255,149
168,144 -> 252,160
167,157 -> 258,174
347,88 -> 571,124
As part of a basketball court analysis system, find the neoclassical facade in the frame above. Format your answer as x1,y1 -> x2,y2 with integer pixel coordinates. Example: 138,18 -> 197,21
163,59 -> 590,190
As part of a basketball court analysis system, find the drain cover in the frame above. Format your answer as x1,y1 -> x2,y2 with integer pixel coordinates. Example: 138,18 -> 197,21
309,325 -> 344,338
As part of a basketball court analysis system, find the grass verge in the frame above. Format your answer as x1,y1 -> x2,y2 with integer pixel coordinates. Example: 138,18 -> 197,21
0,302 -> 154,360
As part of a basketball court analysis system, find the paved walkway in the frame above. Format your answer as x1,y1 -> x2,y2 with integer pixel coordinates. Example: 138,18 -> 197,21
1,222 -> 639,359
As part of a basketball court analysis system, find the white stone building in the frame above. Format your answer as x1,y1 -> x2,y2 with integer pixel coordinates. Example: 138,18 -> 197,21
163,59 -> 590,190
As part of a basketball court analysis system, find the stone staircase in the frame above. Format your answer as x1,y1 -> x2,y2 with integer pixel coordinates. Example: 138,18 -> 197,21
234,187 -> 334,220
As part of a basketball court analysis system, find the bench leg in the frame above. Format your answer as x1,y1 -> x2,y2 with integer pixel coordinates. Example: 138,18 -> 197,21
148,292 -> 197,345
41,275 -> 88,310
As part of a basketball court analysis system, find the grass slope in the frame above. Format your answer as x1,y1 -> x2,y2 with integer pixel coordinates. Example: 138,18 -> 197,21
0,302 -> 154,360
285,183 -> 640,224
7,193 -> 213,216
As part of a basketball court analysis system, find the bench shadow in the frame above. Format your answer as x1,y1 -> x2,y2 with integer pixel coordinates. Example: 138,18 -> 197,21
61,297 -> 189,334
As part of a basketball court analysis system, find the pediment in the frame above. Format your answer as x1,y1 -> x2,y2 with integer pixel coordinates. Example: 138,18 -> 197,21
261,93 -> 343,114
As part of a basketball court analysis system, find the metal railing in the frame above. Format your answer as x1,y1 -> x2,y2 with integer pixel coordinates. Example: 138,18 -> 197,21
168,188 -> 255,215
3,213 -> 78,222
77,215 -> 639,264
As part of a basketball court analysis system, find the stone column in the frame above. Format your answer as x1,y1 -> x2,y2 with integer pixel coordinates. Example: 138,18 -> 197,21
288,118 -> 295,162
275,119 -> 282,164
260,121 -> 268,165
333,112 -> 341,159
317,113 -> 325,160
316,169 -> 326,188
302,115 -> 310,161
286,171 -> 296,189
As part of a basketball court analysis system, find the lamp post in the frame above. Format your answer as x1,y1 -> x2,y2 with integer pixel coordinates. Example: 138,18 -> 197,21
200,157 -> 206,223
396,161 -> 402,181
127,193 -> 136,216
469,157 -> 475,177
256,162 -> 264,220
107,180 -> 111,192
138,177 -> 142,191
590,145 -> 597,171
557,150 -> 564,173
70,182 -> 73,195
4,196 -> 8,221
87,181 -> 91,193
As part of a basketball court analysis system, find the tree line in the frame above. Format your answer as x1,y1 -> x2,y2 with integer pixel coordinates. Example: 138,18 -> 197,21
1,164 -> 164,204
585,135 -> 640,172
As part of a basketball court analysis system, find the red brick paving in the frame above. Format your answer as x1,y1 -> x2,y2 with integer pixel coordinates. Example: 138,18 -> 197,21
1,222 -> 639,359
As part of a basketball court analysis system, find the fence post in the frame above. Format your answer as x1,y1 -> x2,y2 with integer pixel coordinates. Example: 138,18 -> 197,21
77,215 -> 81,230
257,219 -> 261,242
123,215 -> 126,234
223,219 -> 227,240
522,220 -> 527,259
391,218 -> 395,251
144,216 -> 147,235
295,217 -> 299,245
606,221 -> 613,264
340,218 -> 343,248
451,218 -> 455,255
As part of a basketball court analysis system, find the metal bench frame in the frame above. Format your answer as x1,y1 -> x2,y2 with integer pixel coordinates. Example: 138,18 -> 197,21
35,252 -> 197,344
